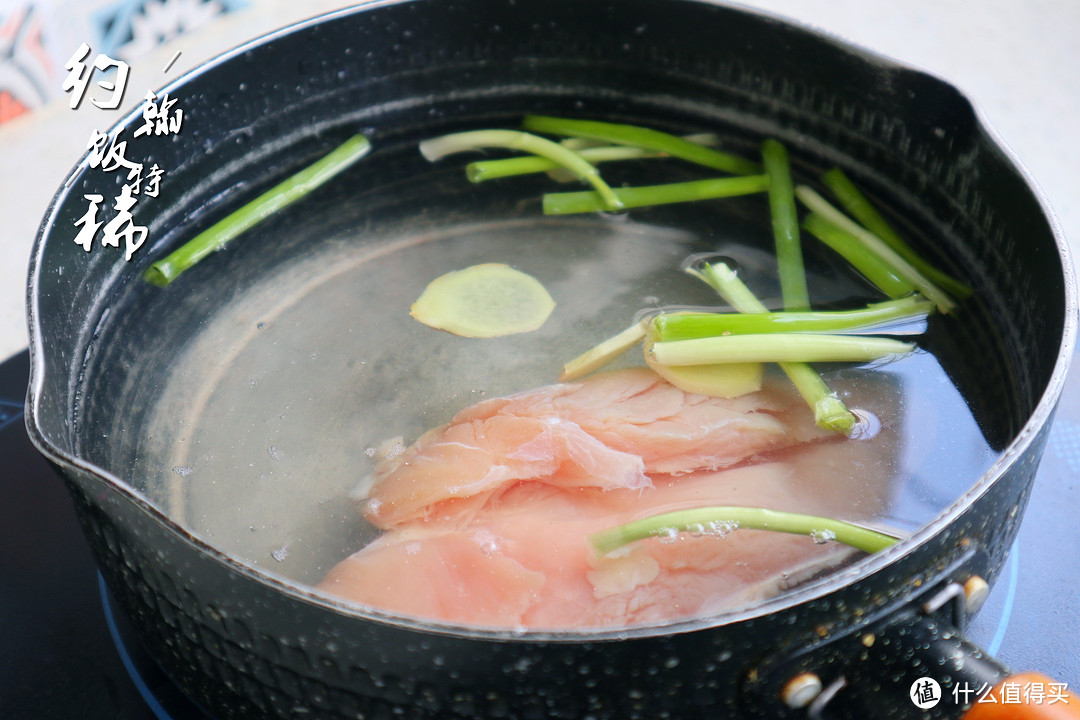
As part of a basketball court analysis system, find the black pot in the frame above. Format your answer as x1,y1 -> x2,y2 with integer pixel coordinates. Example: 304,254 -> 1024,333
25,1 -> 1076,718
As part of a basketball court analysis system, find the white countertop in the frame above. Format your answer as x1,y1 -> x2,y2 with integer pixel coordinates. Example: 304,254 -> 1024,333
2,0 -> 1078,362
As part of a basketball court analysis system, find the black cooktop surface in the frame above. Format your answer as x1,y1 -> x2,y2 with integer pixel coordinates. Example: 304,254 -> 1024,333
1,348 -> 1077,718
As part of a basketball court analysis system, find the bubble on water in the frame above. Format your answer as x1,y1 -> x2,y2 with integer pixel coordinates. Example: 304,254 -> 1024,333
364,447 -> 377,457
267,445 -> 281,460
271,546 -> 289,562
849,408 -> 882,440
655,527 -> 680,544
664,657 -> 680,669
404,541 -> 421,556
810,529 -> 837,545
686,523 -> 707,537
470,529 -> 501,555
706,520 -> 739,537
171,465 -> 193,477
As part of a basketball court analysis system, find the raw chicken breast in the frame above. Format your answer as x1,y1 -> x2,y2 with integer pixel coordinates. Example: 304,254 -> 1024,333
318,369 -> 894,629
362,368 -> 831,528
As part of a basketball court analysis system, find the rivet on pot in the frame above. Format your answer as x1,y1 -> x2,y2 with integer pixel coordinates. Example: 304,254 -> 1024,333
781,672 -> 823,709
963,575 -> 991,615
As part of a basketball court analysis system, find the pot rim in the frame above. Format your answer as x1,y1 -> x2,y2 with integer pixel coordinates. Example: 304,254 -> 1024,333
23,0 -> 1080,643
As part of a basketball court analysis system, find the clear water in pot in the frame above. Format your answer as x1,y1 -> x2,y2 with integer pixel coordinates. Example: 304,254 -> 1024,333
90,137 -> 996,617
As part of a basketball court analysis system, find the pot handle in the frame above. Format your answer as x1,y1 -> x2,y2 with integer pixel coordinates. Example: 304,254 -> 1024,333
827,610 -> 1079,719
960,673 -> 1080,720
753,578 -> 1079,719
790,615 -> 1080,719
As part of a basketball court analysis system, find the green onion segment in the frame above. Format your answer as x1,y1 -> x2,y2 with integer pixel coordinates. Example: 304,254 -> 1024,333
543,175 -> 769,215
419,129 -> 623,211
762,139 -> 809,311
523,115 -> 762,175
588,506 -> 901,556
144,133 -> 372,287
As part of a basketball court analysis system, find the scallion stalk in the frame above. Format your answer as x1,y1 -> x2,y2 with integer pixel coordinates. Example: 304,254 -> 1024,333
562,132 -> 721,151
419,129 -> 623,211
795,185 -> 956,314
689,261 -> 857,434
543,174 -> 769,215
560,322 -> 648,381
762,139 -> 809,311
821,168 -> 972,299
467,146 -> 660,183
588,506 -> 900,556
651,296 -> 934,341
144,133 -> 372,287
650,333 -> 914,366
802,213 -> 916,298
784,362 -> 859,433
467,133 -> 724,182
523,115 -> 762,175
